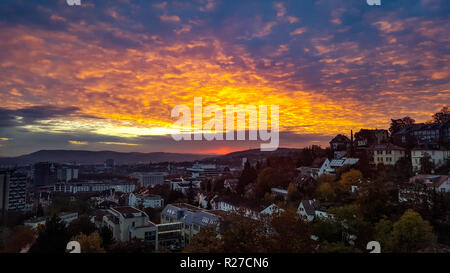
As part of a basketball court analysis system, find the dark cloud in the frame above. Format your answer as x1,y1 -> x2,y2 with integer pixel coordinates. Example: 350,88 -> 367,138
0,105 -> 83,127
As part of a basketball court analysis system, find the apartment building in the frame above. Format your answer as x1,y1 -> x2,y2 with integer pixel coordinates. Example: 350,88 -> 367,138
372,144 -> 406,166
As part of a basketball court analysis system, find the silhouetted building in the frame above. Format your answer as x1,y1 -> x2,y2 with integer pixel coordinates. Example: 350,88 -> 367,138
33,162 -> 57,187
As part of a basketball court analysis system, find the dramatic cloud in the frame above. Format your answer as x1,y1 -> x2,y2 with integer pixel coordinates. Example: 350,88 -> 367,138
0,0 -> 448,156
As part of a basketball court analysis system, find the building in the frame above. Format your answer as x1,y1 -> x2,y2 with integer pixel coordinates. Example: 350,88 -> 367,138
131,172 -> 167,188
260,203 -> 284,215
161,203 -> 219,246
169,178 -> 201,194
56,166 -> 78,182
103,206 -> 158,243
105,159 -> 115,168
128,192 -> 164,208
354,129 -> 388,149
411,149 -> 450,172
392,121 -> 450,148
186,163 -> 220,179
297,200 -> 330,222
372,144 -> 407,166
33,162 -> 57,187
0,171 -> 27,213
52,180 -> 136,194
318,157 -> 359,176
270,188 -> 288,199
24,212 -> 78,229
399,175 -> 450,202
330,134 -> 350,151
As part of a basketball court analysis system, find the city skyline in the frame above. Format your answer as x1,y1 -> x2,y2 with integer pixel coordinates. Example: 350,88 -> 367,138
1,0 -> 449,156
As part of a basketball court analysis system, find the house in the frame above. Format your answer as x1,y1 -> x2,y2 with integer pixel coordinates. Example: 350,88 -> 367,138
103,206 -> 157,243
372,144 -> 407,166
130,172 -> 167,188
128,191 -> 164,209
399,174 -> 450,202
330,134 -> 350,151
411,149 -> 450,172
161,203 -> 219,246
318,157 -> 359,175
260,203 -> 285,215
169,178 -> 201,194
211,195 -> 277,220
270,188 -> 288,199
297,200 -> 330,222
410,174 -> 450,193
298,157 -> 328,178
392,121 -> 450,148
354,129 -> 388,149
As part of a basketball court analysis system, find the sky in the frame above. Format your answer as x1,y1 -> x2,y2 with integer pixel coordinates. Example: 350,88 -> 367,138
0,0 -> 449,157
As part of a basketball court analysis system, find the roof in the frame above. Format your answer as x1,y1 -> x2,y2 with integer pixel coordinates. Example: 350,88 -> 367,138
330,157 -> 359,167
330,134 -> 350,143
112,206 -> 142,215
298,200 -> 320,216
409,175 -> 450,188
161,203 -> 219,227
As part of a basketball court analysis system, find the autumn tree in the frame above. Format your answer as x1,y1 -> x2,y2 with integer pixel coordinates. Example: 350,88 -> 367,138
236,161 -> 257,195
317,182 -> 336,202
72,232 -> 106,253
339,169 -> 363,187
391,209 -> 436,252
420,153 -> 435,174
1,226 -> 36,253
183,228 -> 223,253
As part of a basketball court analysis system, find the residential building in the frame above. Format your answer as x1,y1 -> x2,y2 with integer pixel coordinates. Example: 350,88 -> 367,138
354,129 -> 388,149
33,162 -> 57,187
52,180 -> 136,194
169,178 -> 201,194
56,166 -> 79,182
103,206 -> 158,243
260,203 -> 284,215
161,203 -> 219,246
297,200 -> 330,222
411,149 -> 450,171
392,121 -> 450,148
409,174 -> 450,193
330,134 -> 350,151
318,157 -> 359,175
128,192 -> 164,208
399,175 -> 450,202
270,188 -> 288,199
186,163 -> 219,179
130,172 -> 167,188
372,144 -> 406,166
0,171 -> 27,212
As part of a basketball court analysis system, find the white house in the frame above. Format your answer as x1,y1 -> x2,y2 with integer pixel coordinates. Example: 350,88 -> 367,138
297,200 -> 330,222
411,149 -> 450,172
260,203 -> 285,216
128,192 -> 164,208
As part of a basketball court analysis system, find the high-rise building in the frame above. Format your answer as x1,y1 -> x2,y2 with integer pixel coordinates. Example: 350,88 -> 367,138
33,162 -> 57,187
0,171 -> 27,213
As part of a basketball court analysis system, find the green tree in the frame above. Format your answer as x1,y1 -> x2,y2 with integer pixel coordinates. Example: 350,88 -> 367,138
391,209 -> 436,252
374,217 -> 394,252
236,161 -> 257,195
98,226 -> 115,249
29,215 -> 70,253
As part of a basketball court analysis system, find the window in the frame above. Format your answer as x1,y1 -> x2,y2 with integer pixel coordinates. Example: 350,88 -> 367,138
132,221 -> 135,227
386,150 -> 392,154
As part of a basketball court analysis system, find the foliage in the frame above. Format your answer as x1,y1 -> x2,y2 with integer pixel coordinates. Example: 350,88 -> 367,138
317,182 -> 336,202
339,169 -> 363,187
108,238 -> 154,253
98,225 -> 115,249
432,106 -> 450,124
67,215 -> 96,237
72,232 -> 106,253
183,228 -> 223,253
0,226 -> 36,253
389,117 -> 415,135
236,161 -> 257,195
29,215 -> 70,253
420,153 -> 435,174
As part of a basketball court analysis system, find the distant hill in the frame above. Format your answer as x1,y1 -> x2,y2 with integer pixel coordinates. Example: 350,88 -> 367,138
0,150 -> 216,165
201,148 -> 302,165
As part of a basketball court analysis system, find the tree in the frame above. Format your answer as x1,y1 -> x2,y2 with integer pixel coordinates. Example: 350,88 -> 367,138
339,169 -> 363,187
236,161 -> 257,195
71,232 -> 105,253
389,117 -> 415,135
432,106 -> 450,124
67,215 -> 96,237
317,182 -> 336,202
1,226 -> 36,253
420,153 -> 435,174
98,226 -> 115,249
357,181 -> 393,223
29,215 -> 70,253
287,183 -> 300,203
269,211 -> 316,253
374,217 -> 394,252
255,167 -> 279,199
391,209 -> 436,252
183,228 -> 223,253
108,238 -> 154,253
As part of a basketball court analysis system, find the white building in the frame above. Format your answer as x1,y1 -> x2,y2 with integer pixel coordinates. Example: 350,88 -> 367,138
102,206 -> 158,243
53,181 -> 136,194
131,172 -> 167,188
297,200 -> 330,222
128,192 -> 164,208
169,178 -> 201,194
411,149 -> 450,172
24,212 -> 78,229
372,144 -> 406,166
318,157 -> 359,176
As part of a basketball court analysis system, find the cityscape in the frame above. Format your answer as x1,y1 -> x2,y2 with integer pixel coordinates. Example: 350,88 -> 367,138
0,0 -> 449,258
